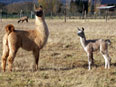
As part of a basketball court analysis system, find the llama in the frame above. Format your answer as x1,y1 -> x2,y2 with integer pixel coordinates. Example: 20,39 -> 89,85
18,16 -> 28,23
77,27 -> 111,70
1,5 -> 49,72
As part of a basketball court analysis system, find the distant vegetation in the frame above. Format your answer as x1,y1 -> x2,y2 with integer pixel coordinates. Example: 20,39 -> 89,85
4,2 -> 33,14
0,0 -> 115,19
0,3 -> 6,8
0,2 -> 34,14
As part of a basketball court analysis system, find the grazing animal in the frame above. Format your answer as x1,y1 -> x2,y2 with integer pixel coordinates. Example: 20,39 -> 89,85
18,16 -> 28,23
77,27 -> 111,70
1,5 -> 49,72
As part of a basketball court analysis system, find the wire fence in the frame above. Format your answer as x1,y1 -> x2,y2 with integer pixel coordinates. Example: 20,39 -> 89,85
0,10 -> 116,20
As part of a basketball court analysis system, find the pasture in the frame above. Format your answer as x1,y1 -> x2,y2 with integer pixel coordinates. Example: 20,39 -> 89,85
0,19 -> 116,87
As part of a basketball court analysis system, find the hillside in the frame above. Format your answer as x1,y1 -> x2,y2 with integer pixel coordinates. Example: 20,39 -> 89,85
0,2 -> 6,8
0,0 -> 70,4
0,0 -> 37,10
0,0 -> 37,4
4,2 -> 34,14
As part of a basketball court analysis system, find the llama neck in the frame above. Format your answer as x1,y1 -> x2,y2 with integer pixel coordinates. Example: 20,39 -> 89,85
35,15 -> 49,48
35,16 -> 46,27
35,15 -> 49,36
80,35 -> 87,49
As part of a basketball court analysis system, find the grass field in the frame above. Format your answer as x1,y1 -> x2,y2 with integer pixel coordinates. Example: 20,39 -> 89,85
0,19 -> 116,87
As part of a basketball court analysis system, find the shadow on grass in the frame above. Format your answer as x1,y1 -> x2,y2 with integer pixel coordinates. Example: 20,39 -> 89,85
9,60 -> 115,72
111,63 -> 116,66
40,61 -> 111,71
40,60 -> 89,71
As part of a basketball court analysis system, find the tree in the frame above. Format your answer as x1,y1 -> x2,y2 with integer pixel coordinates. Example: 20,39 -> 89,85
75,0 -> 88,14
70,0 -> 77,15
75,0 -> 83,13
38,0 -> 62,16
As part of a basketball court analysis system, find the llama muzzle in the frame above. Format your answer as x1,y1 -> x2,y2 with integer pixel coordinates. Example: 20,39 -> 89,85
105,39 -> 111,45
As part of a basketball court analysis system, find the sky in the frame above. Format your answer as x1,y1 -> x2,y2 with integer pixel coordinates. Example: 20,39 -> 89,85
0,0 -> 37,4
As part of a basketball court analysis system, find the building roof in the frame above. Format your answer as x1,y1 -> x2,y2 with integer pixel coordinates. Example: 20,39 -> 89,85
97,5 -> 115,9
101,0 -> 116,4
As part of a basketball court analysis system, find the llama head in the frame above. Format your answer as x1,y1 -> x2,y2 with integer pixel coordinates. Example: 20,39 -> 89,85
77,27 -> 85,38
34,5 -> 43,17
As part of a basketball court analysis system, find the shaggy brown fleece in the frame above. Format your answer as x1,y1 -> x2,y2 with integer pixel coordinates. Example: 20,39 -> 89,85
1,5 -> 49,72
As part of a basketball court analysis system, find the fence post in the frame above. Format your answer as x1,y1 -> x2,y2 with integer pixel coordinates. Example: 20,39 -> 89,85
84,10 -> 87,21
64,8 -> 66,22
106,10 -> 109,22
31,11 -> 34,19
64,0 -> 67,22
0,9 -> 2,22
20,10 -> 23,18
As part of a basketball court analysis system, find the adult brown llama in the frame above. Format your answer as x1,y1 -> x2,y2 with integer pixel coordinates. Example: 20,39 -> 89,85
18,16 -> 28,23
1,5 -> 49,72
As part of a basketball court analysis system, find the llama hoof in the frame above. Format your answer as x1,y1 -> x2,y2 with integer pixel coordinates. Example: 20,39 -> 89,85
9,69 -> 12,72
88,68 -> 91,71
3,69 -> 6,72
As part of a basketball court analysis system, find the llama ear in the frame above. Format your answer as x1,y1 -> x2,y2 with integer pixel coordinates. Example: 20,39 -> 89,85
77,27 -> 80,31
82,27 -> 84,31
39,5 -> 43,11
39,5 -> 43,9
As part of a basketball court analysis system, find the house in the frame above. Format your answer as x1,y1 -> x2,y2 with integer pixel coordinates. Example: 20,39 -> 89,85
89,0 -> 116,13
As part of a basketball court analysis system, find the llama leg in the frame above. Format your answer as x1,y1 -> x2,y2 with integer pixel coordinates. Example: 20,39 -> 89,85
7,41 -> 18,71
33,49 -> 40,71
91,53 -> 94,65
8,49 -> 17,71
102,54 -> 108,69
106,50 -> 111,69
108,55 -> 111,69
88,52 -> 93,70
106,54 -> 111,69
26,19 -> 28,22
1,45 -> 9,72
100,49 -> 110,69
101,53 -> 110,69
100,43 -> 111,69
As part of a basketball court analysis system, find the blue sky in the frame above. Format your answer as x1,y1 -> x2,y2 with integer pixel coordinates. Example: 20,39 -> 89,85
0,0 -> 37,4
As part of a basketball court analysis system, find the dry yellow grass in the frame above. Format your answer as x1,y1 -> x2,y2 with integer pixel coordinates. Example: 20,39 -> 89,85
0,19 -> 116,87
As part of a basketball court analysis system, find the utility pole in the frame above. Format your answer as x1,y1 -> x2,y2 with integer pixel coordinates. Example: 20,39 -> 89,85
0,9 -> 2,22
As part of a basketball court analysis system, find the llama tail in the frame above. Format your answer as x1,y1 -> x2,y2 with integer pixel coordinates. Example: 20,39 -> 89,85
5,24 -> 15,34
105,39 -> 111,45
